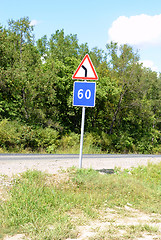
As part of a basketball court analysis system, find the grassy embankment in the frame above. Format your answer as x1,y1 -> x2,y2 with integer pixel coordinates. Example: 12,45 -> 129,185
0,162 -> 161,239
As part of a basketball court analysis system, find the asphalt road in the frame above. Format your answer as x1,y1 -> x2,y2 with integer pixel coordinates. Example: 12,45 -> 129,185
0,153 -> 161,159
0,154 -> 161,176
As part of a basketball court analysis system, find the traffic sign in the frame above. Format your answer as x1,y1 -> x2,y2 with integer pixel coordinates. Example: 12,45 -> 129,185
73,81 -> 96,107
72,54 -> 98,80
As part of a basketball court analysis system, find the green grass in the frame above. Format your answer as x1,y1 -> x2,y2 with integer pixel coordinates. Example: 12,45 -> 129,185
0,162 -> 161,239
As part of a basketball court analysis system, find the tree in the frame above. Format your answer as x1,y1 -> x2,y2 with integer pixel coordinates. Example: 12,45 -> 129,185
8,17 -> 34,59
49,29 -> 79,62
106,42 -> 141,134
37,35 -> 48,57
0,17 -> 40,122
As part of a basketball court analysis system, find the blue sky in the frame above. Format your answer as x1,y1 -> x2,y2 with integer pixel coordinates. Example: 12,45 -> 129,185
1,0 -> 161,72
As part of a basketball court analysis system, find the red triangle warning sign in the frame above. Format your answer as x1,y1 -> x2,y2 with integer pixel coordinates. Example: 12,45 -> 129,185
72,54 -> 98,80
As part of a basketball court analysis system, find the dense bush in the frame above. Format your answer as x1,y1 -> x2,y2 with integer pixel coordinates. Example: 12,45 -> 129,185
0,119 -> 59,152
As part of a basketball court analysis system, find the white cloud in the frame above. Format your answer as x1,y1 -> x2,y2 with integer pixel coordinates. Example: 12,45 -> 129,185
108,14 -> 161,46
140,60 -> 158,72
30,20 -> 39,26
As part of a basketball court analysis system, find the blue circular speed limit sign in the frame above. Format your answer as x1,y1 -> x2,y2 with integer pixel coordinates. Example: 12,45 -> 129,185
73,81 -> 96,107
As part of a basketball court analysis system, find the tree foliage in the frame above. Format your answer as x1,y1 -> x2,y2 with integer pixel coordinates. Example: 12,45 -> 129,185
0,17 -> 160,153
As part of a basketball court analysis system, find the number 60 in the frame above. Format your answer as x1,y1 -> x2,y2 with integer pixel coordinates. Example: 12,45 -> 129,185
78,89 -> 91,99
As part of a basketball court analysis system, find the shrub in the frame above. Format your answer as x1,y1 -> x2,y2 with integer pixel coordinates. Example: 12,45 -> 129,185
0,119 -> 59,152
35,127 -> 59,153
57,132 -> 80,153
0,119 -> 20,150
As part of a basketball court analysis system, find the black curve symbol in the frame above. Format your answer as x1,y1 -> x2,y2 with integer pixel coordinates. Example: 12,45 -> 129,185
81,65 -> 87,77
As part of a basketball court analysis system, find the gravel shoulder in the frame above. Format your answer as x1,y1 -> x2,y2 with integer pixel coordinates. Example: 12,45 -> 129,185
0,154 -> 161,177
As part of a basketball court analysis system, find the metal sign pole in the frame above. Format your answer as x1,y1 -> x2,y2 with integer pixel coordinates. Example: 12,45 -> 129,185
79,106 -> 85,168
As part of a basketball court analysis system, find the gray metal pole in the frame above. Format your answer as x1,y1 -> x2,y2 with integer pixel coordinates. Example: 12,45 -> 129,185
79,106 -> 85,168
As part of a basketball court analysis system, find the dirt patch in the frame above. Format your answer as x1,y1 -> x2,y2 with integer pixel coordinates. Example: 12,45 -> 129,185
67,206 -> 161,240
3,234 -> 27,240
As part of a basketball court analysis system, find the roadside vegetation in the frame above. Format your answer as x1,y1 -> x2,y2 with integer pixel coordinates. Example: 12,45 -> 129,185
0,162 -> 161,239
0,17 -> 161,154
